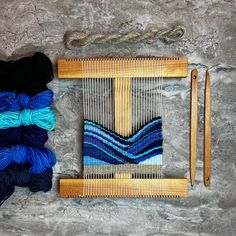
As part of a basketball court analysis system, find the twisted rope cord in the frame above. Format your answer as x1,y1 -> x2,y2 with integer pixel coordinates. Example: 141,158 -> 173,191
65,25 -> 185,49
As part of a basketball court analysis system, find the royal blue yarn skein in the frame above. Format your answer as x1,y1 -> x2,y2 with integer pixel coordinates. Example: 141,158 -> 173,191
0,126 -> 48,149
0,107 -> 55,131
0,89 -> 53,111
0,144 -> 56,174
0,164 -> 53,206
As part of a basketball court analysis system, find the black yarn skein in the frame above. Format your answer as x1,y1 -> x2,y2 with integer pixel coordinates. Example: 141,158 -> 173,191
0,52 -> 53,95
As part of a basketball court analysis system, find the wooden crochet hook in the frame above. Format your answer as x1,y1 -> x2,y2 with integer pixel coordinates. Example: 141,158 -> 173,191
204,70 -> 211,187
190,69 -> 198,186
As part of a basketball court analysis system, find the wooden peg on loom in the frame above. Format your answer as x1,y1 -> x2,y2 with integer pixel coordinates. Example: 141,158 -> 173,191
190,69 -> 198,187
204,70 -> 211,187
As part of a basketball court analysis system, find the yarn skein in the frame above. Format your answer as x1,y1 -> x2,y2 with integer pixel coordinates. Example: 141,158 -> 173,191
0,144 -> 56,174
0,107 -> 55,131
0,89 -> 53,111
65,25 -> 185,49
0,164 -> 53,206
0,126 -> 48,149
0,52 -> 53,95
0,52 -> 55,206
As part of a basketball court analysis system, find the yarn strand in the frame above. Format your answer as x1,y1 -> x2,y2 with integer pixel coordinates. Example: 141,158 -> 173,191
65,25 -> 185,49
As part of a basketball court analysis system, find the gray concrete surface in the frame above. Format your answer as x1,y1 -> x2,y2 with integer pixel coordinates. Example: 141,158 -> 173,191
0,0 -> 236,235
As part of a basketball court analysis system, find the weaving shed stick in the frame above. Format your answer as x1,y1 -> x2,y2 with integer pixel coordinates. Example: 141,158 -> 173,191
204,70 -> 211,187
190,69 -> 198,187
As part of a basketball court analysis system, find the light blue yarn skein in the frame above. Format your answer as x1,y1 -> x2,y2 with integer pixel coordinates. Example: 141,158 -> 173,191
0,107 -> 55,131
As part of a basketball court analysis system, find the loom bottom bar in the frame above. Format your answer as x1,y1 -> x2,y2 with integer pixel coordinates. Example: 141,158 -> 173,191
60,178 -> 188,198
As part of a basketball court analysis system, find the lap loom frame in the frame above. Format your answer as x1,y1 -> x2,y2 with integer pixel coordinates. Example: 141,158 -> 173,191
58,57 -> 188,198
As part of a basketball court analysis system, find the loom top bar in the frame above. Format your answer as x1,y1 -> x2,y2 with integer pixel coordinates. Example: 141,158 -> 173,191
58,57 -> 188,78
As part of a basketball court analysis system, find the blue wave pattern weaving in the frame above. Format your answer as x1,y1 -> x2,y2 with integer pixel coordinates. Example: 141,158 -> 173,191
83,117 -> 163,166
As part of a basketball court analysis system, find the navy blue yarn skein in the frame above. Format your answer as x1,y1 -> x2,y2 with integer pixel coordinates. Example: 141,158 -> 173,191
0,164 -> 53,206
0,126 -> 48,149
0,89 -> 53,111
0,52 -> 53,95
0,145 -> 56,174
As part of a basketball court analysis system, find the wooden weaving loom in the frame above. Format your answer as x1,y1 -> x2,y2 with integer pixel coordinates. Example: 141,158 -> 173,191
58,57 -> 189,198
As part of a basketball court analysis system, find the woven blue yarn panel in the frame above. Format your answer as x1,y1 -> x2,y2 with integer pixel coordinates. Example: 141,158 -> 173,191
83,117 -> 163,166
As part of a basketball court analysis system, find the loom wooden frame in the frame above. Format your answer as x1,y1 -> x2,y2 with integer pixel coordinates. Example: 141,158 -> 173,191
58,57 -> 188,78
58,57 -> 189,198
60,178 -> 188,198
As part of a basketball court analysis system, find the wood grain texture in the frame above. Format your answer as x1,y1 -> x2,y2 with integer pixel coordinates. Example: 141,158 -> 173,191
58,57 -> 188,78
204,70 -> 211,187
60,178 -> 188,198
190,69 -> 198,187
114,77 -> 132,136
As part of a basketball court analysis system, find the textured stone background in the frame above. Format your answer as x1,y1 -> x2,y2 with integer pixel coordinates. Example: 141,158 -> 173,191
0,0 -> 236,235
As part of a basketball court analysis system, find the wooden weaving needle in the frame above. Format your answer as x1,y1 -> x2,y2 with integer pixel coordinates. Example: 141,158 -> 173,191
204,70 -> 211,187
190,69 -> 198,187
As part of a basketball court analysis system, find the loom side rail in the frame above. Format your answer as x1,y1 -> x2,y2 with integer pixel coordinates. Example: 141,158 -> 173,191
60,178 -> 188,198
58,57 -> 188,78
